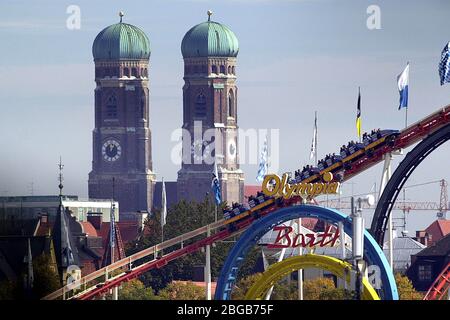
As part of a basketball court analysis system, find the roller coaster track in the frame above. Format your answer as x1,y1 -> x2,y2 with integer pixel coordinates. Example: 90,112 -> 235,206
370,121 -> 450,244
43,105 -> 450,300
423,262 -> 450,300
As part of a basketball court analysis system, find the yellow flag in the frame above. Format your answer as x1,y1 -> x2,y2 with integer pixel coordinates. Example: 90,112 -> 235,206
356,88 -> 361,139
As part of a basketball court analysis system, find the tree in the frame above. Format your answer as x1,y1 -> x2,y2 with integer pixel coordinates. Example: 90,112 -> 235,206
232,274 -> 354,300
395,273 -> 424,300
0,280 -> 19,300
232,273 -> 263,299
32,253 -> 61,299
158,281 -> 205,300
119,279 -> 159,300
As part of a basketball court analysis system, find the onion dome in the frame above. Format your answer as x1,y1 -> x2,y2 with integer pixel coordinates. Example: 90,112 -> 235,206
181,11 -> 239,58
92,12 -> 150,60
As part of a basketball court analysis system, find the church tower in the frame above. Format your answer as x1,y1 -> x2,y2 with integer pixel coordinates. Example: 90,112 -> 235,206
177,11 -> 244,204
88,13 -> 156,214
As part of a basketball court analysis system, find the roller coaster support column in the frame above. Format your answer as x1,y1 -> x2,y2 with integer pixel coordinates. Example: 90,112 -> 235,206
205,226 -> 211,300
264,220 -> 296,300
351,197 -> 364,300
297,218 -> 303,300
379,151 -> 402,270
338,221 -> 347,290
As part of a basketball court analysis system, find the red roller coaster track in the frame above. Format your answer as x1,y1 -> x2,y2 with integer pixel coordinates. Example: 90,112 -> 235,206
423,262 -> 450,300
42,105 -> 450,300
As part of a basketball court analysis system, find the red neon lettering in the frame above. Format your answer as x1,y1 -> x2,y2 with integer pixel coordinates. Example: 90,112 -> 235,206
267,225 -> 340,249
267,226 -> 292,249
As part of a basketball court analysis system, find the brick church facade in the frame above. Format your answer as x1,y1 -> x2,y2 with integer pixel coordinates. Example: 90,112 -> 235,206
88,19 -> 156,214
176,13 -> 244,204
88,13 -> 244,214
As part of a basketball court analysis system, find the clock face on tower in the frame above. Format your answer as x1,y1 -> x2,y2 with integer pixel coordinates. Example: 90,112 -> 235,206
102,139 -> 122,162
191,139 -> 212,163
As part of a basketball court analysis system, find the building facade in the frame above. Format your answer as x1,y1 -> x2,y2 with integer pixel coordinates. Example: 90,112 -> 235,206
88,17 -> 156,214
177,13 -> 244,204
0,195 -> 118,223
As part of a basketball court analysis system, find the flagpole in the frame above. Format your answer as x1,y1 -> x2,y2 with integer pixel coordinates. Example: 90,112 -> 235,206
315,111 -> 318,167
161,177 -> 166,257
405,107 -> 408,129
405,62 -> 409,129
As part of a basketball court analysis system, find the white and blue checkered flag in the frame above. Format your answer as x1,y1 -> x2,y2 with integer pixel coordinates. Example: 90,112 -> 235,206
256,137 -> 268,182
211,161 -> 221,205
439,42 -> 450,85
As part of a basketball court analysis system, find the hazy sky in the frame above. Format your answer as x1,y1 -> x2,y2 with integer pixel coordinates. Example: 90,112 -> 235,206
1,0 -> 449,233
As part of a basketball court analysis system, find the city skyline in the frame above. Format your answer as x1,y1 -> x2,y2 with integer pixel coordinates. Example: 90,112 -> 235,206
1,0 -> 450,233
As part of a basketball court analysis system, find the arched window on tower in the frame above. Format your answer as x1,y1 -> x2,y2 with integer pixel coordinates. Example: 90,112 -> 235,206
211,65 -> 218,74
124,67 -> 130,77
228,90 -> 234,118
131,67 -> 138,77
232,66 -> 235,75
140,96 -> 146,120
195,92 -> 207,119
227,66 -> 231,74
220,65 -> 226,74
106,95 -> 118,118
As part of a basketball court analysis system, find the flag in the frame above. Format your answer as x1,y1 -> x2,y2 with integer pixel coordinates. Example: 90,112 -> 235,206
211,162 -> 221,205
439,42 -> 450,85
110,203 -> 116,249
397,63 -> 409,109
161,178 -> 167,227
356,87 -> 361,139
309,111 -> 317,161
256,137 -> 268,182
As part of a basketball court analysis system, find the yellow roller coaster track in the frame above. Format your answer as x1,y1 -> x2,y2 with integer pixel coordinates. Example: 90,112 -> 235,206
244,254 -> 380,300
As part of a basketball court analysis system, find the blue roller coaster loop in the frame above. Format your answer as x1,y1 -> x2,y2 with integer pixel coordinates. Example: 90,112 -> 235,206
215,205 -> 398,300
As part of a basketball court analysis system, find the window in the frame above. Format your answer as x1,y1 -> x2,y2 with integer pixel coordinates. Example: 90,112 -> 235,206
131,68 -> 138,77
228,66 -> 231,74
220,65 -> 226,74
124,67 -> 130,77
195,93 -> 207,118
232,66 -> 235,75
211,65 -> 218,74
418,264 -> 432,281
228,90 -> 234,117
106,95 -> 118,118
140,96 -> 146,119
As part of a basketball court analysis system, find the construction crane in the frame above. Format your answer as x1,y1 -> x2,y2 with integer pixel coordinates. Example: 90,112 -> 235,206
319,179 -> 449,229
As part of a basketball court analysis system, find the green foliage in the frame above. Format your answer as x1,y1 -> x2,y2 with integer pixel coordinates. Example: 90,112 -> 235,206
0,280 -> 19,300
232,274 -> 354,300
119,279 -> 159,300
395,273 -> 424,300
126,198 -> 259,293
158,281 -> 205,300
31,253 -> 61,299
0,253 -> 60,300
232,273 -> 262,299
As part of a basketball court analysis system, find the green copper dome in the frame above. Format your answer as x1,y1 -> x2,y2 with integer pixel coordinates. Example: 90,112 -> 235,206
181,19 -> 239,58
92,22 -> 150,60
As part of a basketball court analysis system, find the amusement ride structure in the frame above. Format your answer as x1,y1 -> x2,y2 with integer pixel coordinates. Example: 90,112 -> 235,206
43,105 -> 450,300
